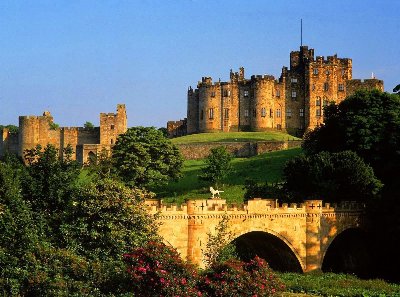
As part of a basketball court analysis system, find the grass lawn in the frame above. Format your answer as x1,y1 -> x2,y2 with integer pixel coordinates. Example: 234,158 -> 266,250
279,272 -> 400,296
171,131 -> 300,145
152,147 -> 302,204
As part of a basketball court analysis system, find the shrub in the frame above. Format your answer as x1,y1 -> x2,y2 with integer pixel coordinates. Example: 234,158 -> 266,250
198,257 -> 284,297
123,241 -> 200,297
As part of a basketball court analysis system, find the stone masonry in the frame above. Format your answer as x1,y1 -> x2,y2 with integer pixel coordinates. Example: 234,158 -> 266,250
167,45 -> 384,137
0,104 -> 127,163
146,198 -> 364,271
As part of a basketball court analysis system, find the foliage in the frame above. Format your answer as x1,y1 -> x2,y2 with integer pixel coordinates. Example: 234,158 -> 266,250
303,89 -> 400,185
243,179 -> 285,201
48,121 -> 60,130
1,145 -> 160,295
158,126 -> 168,137
0,124 -> 18,133
283,151 -> 382,203
280,272 -> 400,297
199,146 -> 232,187
124,241 -> 200,297
112,126 -> 183,188
84,121 -> 94,129
393,83 -> 400,94
171,131 -> 300,144
203,215 -> 237,268
85,148 -> 114,179
199,257 -> 285,297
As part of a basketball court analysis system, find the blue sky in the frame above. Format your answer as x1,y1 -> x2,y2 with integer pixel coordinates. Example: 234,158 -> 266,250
1,0 -> 399,128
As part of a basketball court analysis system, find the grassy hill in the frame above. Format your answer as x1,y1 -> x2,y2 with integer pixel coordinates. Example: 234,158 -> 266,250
171,131 -> 300,145
152,147 -> 303,204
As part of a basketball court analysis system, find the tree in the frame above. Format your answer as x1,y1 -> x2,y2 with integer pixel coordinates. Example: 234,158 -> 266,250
393,83 -> 400,94
112,126 -> 183,188
84,121 -> 94,129
303,89 -> 400,185
199,146 -> 232,187
0,124 -> 18,134
283,151 -> 382,203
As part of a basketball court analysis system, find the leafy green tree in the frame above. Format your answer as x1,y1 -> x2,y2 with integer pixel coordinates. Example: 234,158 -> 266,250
112,126 -> 183,188
84,121 -> 94,128
283,151 -> 382,203
243,179 -> 285,201
303,90 -> 400,185
0,124 -> 18,134
393,83 -> 400,94
199,146 -> 232,187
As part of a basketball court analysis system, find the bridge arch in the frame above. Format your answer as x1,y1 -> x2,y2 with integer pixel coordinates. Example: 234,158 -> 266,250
321,227 -> 373,277
230,228 -> 305,272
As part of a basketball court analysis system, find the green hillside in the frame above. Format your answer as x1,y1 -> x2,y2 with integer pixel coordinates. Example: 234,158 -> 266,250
152,147 -> 302,204
171,131 -> 300,144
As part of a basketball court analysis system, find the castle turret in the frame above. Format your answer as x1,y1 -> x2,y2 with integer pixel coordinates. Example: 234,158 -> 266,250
100,104 -> 127,145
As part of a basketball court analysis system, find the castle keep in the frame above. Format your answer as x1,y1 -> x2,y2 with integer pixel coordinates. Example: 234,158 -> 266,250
0,104 -> 127,163
178,45 -> 384,136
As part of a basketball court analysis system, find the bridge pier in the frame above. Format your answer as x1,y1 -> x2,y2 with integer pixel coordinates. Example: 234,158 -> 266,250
305,200 -> 323,272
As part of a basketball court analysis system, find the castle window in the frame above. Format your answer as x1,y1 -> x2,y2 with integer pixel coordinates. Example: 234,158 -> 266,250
286,109 -> 292,118
209,108 -> 214,119
312,84 -> 316,91
211,91 -> 216,97
224,108 -> 229,119
270,108 -> 273,118
276,109 -> 281,118
223,90 -> 231,97
313,68 -> 319,75
316,109 -> 321,117
326,70 -> 330,75
228,90 -> 231,97
323,99 -> 329,106
111,124 -> 115,130
244,109 -> 249,117
276,89 -> 280,97
341,69 -> 345,76
244,90 -> 249,97
291,91 -> 297,99
291,78 -> 298,83
324,83 -> 329,91
200,110 -> 204,120
261,107 -> 266,117
338,83 -> 344,91
299,109 -> 304,117
316,98 -> 321,106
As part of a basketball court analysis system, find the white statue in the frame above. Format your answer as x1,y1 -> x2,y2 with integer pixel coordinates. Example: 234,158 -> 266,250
210,187 -> 224,199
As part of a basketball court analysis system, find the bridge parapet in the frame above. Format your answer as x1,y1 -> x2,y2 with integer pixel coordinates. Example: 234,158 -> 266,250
145,198 -> 364,216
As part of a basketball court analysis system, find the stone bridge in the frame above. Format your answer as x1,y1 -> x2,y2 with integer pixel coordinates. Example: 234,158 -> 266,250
146,198 -> 364,272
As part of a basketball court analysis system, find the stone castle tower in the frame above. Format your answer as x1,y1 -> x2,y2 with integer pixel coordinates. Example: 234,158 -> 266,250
183,46 -> 384,136
0,104 -> 127,163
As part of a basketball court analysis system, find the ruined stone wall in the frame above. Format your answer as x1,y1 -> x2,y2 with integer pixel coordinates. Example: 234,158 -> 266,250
176,140 -> 302,160
100,104 -> 127,146
0,129 -> 19,156
167,119 -> 187,138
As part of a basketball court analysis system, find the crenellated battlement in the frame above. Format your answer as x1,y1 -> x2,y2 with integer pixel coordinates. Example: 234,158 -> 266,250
146,198 -> 365,216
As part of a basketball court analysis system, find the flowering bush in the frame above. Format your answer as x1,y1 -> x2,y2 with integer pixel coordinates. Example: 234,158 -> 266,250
124,242 -> 284,297
123,241 -> 201,297
198,256 -> 284,297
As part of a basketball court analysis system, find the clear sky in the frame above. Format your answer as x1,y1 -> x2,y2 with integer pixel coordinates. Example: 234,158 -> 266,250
1,0 -> 399,128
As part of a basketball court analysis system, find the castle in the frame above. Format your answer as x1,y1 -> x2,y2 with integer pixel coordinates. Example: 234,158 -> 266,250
0,104 -> 127,163
169,45 -> 384,137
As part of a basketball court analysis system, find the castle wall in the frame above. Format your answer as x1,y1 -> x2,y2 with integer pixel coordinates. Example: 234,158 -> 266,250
176,140 -> 302,160
184,46 -> 384,137
1,105 -> 126,162
0,129 -> 19,157
346,79 -> 384,96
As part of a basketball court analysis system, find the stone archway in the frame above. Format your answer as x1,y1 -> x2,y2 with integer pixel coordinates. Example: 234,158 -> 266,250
321,228 -> 374,278
230,231 -> 303,272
